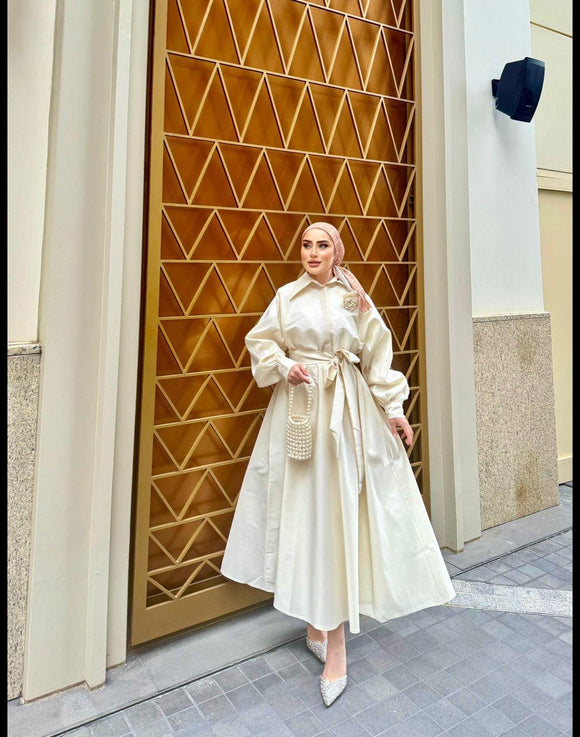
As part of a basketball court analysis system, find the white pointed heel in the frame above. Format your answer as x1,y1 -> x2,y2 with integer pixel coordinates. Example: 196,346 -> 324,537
320,673 -> 348,706
305,635 -> 327,663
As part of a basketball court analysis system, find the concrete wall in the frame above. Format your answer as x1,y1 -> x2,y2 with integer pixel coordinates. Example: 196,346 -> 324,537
530,0 -> 572,173
463,0 -> 559,528
537,190 -> 572,483
7,0 -> 57,700
464,0 -> 544,316
20,0 -> 147,701
418,0 -> 482,551
530,1 -> 573,483
8,0 -> 57,343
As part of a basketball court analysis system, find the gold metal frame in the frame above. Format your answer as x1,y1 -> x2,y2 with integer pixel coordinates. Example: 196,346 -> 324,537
411,0 -> 430,516
131,0 -> 426,646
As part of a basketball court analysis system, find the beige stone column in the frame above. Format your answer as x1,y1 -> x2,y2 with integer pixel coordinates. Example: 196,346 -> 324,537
22,0 -> 146,700
418,0 -> 482,551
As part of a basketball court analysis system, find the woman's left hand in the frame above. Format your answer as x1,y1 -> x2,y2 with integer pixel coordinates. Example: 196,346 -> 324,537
388,416 -> 414,447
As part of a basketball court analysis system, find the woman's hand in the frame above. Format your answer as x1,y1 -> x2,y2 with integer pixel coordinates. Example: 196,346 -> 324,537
287,363 -> 311,385
388,416 -> 414,447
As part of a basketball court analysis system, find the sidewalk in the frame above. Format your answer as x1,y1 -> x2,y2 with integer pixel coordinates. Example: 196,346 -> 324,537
8,484 -> 572,737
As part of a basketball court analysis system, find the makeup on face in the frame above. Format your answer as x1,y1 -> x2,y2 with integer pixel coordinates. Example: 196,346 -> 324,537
301,227 -> 335,284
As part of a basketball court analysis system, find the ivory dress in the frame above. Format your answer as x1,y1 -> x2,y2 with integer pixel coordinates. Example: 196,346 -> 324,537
220,271 -> 455,633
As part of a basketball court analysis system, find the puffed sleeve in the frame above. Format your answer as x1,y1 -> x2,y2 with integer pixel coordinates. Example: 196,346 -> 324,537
245,292 -> 297,387
358,294 -> 410,419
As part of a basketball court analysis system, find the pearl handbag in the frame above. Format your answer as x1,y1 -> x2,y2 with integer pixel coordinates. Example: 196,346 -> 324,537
286,382 -> 313,460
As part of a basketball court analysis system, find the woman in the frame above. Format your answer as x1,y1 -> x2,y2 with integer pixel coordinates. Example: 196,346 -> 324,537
221,222 -> 455,706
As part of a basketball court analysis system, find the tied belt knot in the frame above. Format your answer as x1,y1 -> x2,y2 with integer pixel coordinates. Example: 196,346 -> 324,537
326,348 -> 360,383
290,348 -> 365,494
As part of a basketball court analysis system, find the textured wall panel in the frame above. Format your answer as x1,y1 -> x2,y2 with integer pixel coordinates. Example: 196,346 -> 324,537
473,314 -> 559,529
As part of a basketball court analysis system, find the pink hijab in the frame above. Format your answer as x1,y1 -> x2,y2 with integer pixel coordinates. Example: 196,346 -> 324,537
301,222 -> 371,313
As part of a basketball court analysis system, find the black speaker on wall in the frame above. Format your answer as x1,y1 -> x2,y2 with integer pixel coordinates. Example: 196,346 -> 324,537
491,57 -> 545,122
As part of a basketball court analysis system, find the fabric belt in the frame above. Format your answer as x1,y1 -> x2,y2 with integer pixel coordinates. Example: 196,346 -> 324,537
288,349 -> 365,494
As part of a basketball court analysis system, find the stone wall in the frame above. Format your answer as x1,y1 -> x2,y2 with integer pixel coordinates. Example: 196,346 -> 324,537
8,345 -> 41,699
472,314 -> 559,529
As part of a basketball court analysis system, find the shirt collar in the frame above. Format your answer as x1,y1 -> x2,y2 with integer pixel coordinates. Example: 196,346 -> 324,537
287,271 -> 345,300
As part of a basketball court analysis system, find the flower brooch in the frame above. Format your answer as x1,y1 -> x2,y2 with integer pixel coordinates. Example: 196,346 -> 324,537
342,291 -> 359,312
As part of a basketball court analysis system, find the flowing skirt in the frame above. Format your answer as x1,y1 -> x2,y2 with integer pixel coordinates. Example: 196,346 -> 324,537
220,354 -> 455,634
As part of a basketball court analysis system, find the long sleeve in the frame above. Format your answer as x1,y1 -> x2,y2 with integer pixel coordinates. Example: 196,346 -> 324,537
245,292 -> 296,387
358,295 -> 410,419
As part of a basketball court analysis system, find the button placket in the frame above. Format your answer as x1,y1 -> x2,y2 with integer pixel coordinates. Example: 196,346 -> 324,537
322,285 -> 333,354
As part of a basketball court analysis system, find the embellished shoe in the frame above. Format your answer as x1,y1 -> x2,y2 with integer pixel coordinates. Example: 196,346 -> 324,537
305,635 -> 327,663
320,673 -> 348,707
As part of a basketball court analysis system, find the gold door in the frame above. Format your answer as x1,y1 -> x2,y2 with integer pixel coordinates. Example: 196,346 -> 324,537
131,0 -> 425,646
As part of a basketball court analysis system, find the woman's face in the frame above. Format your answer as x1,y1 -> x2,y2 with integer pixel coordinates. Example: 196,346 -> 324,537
301,228 -> 335,284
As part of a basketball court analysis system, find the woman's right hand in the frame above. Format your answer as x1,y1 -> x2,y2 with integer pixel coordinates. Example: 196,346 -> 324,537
287,363 -> 311,385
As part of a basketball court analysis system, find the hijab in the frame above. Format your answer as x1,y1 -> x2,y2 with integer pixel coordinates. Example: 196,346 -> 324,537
301,222 -> 371,313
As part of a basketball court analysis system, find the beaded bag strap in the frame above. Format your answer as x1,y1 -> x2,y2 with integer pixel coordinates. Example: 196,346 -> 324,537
288,381 -> 312,418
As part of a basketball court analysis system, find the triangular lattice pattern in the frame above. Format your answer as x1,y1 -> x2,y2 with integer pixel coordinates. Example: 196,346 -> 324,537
138,0 -> 422,617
